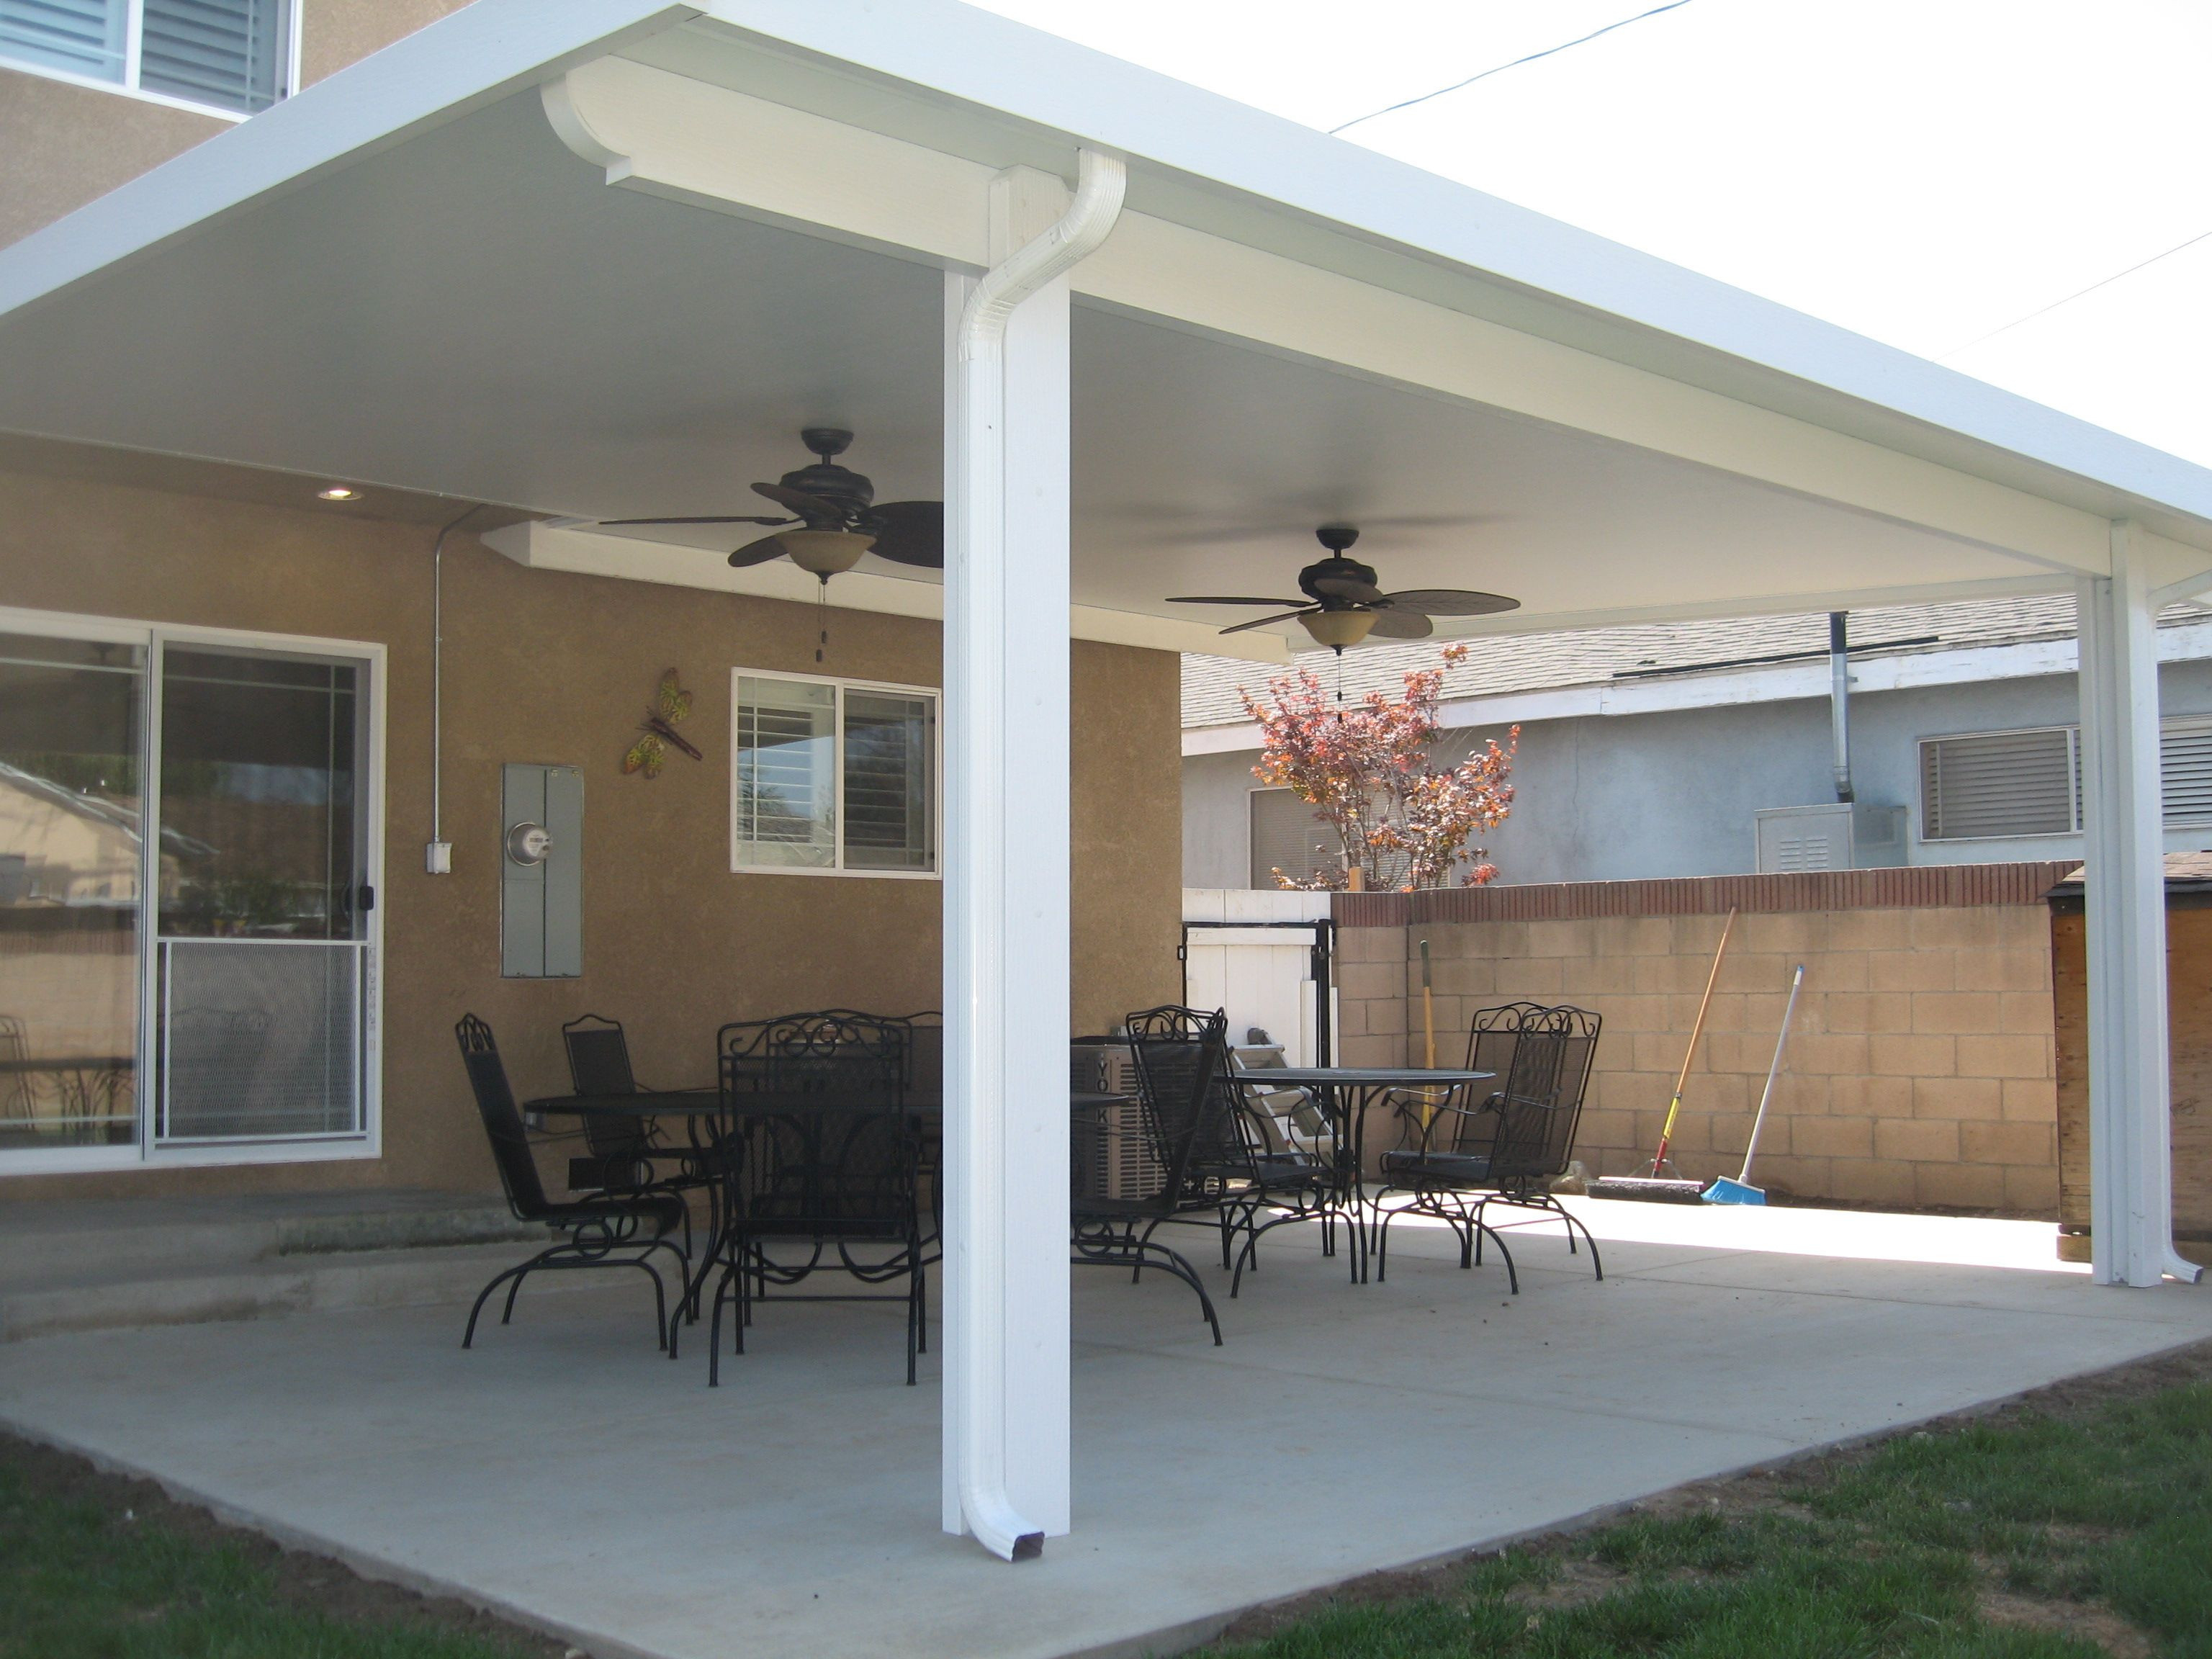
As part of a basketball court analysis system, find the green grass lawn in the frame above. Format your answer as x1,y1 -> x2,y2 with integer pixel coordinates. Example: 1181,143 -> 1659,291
1218,1360 -> 2212,1659
0,1439 -> 555,1659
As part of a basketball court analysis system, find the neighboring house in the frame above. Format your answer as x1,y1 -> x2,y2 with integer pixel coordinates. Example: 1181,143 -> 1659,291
1184,595 -> 2212,889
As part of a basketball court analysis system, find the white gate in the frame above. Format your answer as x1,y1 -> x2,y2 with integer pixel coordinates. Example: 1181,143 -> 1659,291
1179,889 -> 1334,1064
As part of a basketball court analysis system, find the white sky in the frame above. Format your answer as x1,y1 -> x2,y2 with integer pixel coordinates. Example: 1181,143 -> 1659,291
970,0 -> 2212,468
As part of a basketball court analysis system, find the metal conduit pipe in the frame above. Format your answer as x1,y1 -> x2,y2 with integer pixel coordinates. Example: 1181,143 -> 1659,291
1829,611 -> 1853,804
949,147 -> 1125,1563
426,503 -> 485,875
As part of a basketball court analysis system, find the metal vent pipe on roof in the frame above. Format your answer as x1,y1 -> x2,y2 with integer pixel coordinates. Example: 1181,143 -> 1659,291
1830,611 -> 1853,804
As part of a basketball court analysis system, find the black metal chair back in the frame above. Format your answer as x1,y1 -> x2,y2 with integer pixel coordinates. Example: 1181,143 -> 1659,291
1125,1005 -> 1242,1195
719,1011 -> 909,1104
1483,1006 -> 1601,1188
738,1105 -> 918,1241
900,1015 -> 944,1112
456,1015 -> 552,1220
561,1014 -> 655,1167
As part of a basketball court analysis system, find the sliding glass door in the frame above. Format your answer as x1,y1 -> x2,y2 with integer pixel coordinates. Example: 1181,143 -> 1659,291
0,631 -> 145,1152
0,613 -> 378,1169
155,646 -> 369,1143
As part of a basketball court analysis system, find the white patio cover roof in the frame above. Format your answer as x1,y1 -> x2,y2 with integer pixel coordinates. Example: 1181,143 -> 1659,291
4,0 -> 2212,660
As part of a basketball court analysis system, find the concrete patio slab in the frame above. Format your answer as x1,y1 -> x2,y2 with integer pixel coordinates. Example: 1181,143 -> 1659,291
0,1204 -> 2205,1659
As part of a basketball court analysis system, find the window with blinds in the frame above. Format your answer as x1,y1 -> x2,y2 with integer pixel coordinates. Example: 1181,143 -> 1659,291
1920,716 -> 2212,841
731,672 -> 937,876
1,0 -> 289,114
1248,788 -> 1337,889
1920,727 -> 2078,841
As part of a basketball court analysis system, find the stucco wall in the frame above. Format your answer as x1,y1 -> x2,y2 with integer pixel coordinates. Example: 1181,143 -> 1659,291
0,0 -> 472,251
1184,662 -> 2212,889
1333,871 -> 2067,1215
0,466 -> 1182,1199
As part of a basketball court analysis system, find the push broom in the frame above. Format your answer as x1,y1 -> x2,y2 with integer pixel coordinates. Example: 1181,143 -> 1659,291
1591,907 -> 1736,1203
1704,961 -> 1805,1205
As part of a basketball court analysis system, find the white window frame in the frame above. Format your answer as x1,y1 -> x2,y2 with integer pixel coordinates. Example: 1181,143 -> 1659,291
0,603 -> 385,1178
0,0 -> 299,122
729,667 -> 940,881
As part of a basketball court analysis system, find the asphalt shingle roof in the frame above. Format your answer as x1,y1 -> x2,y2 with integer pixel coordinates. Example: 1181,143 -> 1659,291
1179,595 -> 2212,730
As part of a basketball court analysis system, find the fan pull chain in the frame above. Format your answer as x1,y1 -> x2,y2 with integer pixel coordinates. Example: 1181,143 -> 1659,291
816,577 -> 830,663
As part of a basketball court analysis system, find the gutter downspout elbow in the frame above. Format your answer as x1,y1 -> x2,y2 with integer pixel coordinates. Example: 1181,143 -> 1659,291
951,147 -> 1125,1564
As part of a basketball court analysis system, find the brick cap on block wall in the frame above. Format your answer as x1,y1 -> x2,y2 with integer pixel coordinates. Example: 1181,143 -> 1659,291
1334,863 -> 2077,928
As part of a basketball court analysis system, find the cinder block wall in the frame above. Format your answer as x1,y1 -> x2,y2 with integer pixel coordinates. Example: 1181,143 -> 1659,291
1334,865 -> 2072,1216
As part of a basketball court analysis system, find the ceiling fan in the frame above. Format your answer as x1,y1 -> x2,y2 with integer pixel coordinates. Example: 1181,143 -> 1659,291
598,426 -> 942,577
1168,525 -> 1517,652
596,427 -> 940,661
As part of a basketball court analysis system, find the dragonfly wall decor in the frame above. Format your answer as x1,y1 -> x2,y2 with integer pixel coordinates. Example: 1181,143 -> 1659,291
623,670 -> 703,778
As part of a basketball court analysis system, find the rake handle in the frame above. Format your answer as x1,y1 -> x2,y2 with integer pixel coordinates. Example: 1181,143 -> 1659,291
1650,907 -> 1737,1176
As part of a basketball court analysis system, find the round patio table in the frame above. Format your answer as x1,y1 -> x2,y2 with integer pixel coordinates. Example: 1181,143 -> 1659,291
1231,1066 -> 1494,1283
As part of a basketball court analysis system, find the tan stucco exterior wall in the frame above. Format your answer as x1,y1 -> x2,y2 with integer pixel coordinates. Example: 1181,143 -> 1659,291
1,0 -> 472,250
0,467 -> 1182,1200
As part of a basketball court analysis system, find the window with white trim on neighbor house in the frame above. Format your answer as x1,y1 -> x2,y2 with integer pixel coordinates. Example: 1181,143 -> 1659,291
1918,715 -> 2212,841
730,671 -> 938,876
0,0 -> 292,117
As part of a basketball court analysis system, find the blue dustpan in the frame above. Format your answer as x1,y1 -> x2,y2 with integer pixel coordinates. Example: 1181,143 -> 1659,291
1701,1175 -> 1766,1205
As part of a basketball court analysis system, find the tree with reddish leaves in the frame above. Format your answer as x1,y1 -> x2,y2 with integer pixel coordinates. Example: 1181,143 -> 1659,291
1241,644 -> 1517,891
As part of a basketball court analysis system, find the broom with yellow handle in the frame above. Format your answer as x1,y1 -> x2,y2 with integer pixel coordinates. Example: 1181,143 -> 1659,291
1591,907 -> 1737,1202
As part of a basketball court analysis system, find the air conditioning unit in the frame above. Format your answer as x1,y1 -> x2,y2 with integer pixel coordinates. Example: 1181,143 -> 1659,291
1754,803 -> 1907,873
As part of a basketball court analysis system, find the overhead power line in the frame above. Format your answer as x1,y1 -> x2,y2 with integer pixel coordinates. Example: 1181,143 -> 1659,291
1328,0 -> 1696,135
1938,225 -> 2212,359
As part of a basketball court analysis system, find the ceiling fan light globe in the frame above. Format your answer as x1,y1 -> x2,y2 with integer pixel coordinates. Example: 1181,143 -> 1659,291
1301,608 -> 1377,649
782,528 -> 873,576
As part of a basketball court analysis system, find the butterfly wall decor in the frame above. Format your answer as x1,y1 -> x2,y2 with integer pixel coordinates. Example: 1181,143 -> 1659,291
623,670 -> 703,778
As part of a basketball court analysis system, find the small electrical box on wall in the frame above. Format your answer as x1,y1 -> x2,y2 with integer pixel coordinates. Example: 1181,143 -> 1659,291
502,763 -> 583,977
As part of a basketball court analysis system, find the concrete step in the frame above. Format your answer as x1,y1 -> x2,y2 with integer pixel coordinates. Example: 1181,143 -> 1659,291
0,1237 -> 652,1343
0,1190 -> 543,1285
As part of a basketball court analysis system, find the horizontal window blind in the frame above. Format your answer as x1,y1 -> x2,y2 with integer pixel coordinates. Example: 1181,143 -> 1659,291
1249,788 -> 1336,889
2162,716 -> 2212,825
0,0 -> 124,80
140,0 -> 283,112
1920,727 -> 2077,841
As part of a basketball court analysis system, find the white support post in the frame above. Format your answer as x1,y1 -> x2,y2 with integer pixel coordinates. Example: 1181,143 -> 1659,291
2077,521 -> 2203,1287
941,154 -> 1127,1560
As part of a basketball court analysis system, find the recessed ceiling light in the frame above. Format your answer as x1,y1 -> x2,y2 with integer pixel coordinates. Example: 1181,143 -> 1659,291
317,485 -> 359,501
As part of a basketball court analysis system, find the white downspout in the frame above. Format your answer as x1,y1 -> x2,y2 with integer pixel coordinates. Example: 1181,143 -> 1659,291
949,147 -> 1125,1563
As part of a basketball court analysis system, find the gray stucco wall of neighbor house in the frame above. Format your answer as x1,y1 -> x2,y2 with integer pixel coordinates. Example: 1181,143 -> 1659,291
1184,659 -> 2212,889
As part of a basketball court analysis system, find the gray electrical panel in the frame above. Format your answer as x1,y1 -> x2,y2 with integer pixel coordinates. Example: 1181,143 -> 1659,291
502,763 -> 583,978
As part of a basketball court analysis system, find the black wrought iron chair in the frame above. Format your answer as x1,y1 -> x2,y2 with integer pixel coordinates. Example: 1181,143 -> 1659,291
1372,1003 -> 1605,1286
1071,1012 -> 1225,1344
454,1015 -> 689,1349
559,1013 -> 719,1255
701,1012 -> 925,1384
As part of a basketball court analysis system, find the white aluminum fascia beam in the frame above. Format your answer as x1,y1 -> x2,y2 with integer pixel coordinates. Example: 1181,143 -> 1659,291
2076,521 -> 2203,1287
482,520 -> 1290,662
541,56 -> 2116,581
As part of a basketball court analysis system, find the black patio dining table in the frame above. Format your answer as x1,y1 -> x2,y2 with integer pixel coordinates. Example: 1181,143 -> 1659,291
527,1087 -> 1150,1323
1231,1066 -> 1494,1283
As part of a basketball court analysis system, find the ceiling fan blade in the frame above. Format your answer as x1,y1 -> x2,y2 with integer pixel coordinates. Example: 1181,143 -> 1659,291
1166,595 -> 1310,607
1219,608 -> 1315,636
599,514 -> 792,526
1364,607 -> 1434,639
727,533 -> 791,568
1309,575 -> 1385,604
752,481 -> 844,521
1383,588 -> 1520,617
868,500 -> 943,567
